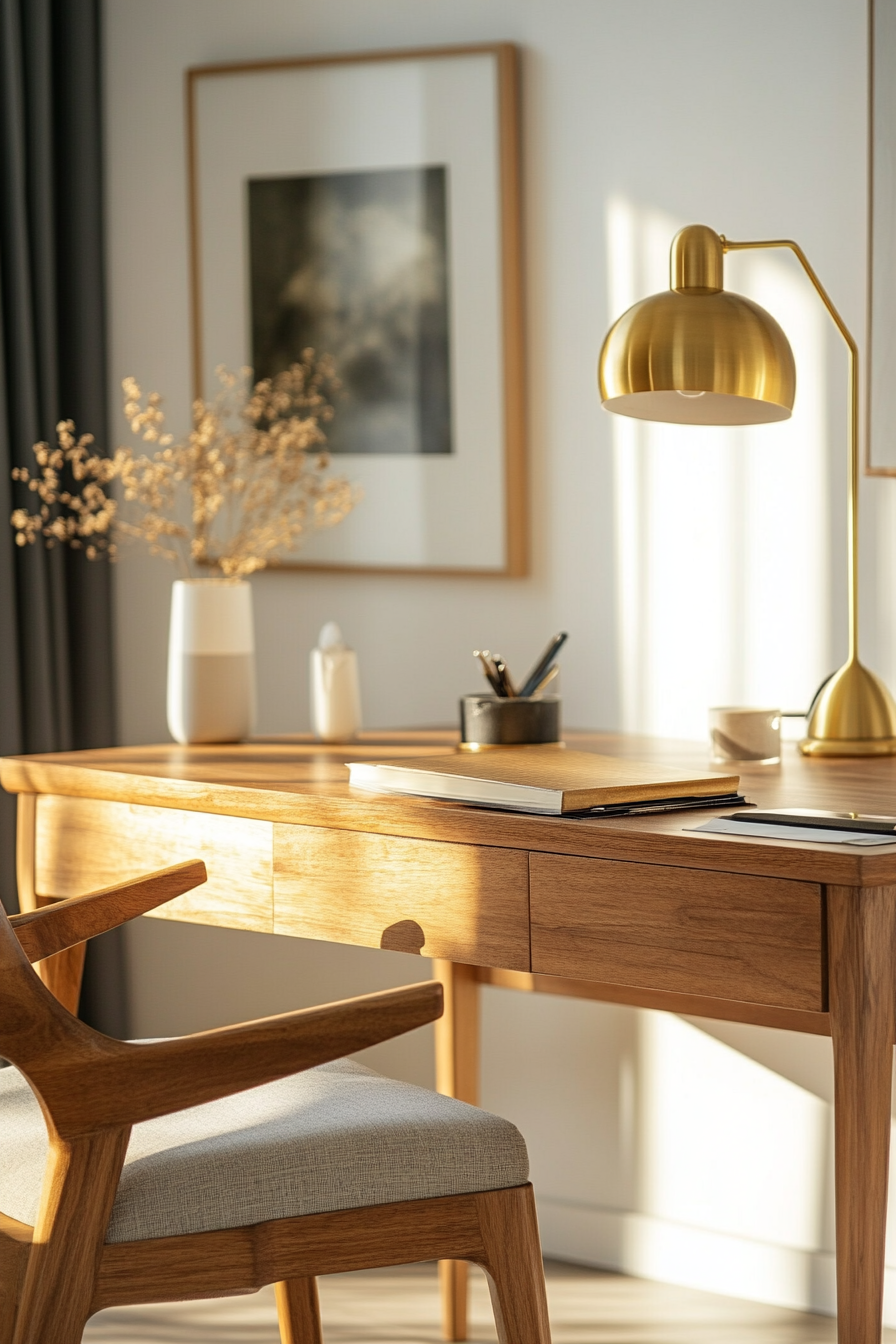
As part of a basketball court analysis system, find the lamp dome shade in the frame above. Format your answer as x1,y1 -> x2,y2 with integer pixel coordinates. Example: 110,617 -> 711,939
598,288 -> 797,426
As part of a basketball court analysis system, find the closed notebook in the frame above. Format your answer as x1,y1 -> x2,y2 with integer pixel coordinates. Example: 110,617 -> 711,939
347,749 -> 739,816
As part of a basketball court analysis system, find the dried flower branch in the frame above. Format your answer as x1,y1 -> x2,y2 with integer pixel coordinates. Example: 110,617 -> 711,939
10,355 -> 359,577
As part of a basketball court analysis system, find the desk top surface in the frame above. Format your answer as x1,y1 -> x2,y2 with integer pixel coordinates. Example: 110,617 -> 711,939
4,731 -> 896,887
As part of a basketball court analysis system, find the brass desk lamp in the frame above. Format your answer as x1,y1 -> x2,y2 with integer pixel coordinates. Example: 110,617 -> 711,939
598,223 -> 896,757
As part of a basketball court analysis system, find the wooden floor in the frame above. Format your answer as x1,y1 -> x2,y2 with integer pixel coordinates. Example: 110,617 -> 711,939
81,1259 -> 896,1343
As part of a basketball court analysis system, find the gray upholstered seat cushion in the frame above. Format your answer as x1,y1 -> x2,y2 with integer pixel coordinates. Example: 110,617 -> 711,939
0,1055 -> 528,1243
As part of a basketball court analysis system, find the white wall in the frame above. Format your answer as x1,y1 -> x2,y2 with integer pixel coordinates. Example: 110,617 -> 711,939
105,0 -> 896,1321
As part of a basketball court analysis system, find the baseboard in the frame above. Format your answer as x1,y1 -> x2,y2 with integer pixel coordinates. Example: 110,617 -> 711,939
536,1198 -> 896,1326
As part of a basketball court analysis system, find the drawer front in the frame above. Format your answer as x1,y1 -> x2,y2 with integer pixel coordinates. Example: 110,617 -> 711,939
530,854 -> 824,1010
274,825 -> 529,969
34,795 -> 273,933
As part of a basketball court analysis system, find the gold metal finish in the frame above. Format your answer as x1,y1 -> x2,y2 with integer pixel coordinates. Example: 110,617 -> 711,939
599,227 -> 795,425
671,224 -> 724,293
457,741 -> 566,752
800,662 -> 896,756
598,224 -> 896,757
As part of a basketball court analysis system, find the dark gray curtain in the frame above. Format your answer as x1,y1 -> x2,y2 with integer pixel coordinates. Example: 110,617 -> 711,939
0,0 -> 126,1035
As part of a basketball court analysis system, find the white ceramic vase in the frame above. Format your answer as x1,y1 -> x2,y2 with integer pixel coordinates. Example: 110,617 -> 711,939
167,579 -> 256,745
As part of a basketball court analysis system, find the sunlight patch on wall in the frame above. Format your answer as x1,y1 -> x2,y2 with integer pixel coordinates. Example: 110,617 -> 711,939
874,485 -> 896,693
607,198 -> 829,739
637,1013 -> 827,1250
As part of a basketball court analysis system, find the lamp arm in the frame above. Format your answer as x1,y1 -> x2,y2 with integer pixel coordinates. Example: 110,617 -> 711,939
721,236 -> 859,664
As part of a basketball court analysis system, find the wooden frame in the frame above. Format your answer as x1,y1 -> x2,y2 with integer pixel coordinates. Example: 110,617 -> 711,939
185,44 -> 527,576
0,878 -> 549,1344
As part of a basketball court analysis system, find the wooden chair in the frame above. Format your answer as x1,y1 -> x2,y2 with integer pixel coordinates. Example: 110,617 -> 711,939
0,860 -> 551,1344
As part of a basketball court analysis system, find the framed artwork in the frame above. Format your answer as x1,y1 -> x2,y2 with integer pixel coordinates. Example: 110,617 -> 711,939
186,44 -> 526,573
867,0 -> 896,474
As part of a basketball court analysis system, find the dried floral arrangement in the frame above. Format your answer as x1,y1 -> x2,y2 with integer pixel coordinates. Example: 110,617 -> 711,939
10,355 -> 358,577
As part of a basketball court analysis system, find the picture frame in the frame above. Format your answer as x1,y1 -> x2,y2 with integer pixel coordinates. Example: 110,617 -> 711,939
185,43 -> 527,574
867,0 -> 896,474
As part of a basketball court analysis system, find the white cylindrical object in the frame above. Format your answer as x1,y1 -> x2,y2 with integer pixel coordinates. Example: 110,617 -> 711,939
708,706 -> 781,764
310,637 -> 362,743
167,579 -> 256,745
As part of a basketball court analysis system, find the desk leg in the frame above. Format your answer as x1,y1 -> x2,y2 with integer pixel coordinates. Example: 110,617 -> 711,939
15,795 -> 85,1015
829,884 -> 896,1344
433,960 -> 480,1343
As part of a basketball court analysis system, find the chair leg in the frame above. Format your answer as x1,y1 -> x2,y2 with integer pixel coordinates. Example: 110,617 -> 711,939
474,1186 -> 551,1344
13,1129 -> 129,1344
275,1278 -> 322,1344
439,1259 -> 468,1341
0,1227 -> 30,1344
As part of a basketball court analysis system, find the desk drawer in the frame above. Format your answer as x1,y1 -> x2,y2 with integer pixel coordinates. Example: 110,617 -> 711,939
530,854 -> 824,1010
34,795 -> 273,933
274,825 -> 529,969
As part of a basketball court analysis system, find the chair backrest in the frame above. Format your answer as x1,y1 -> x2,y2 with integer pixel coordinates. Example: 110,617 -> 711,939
0,909 -> 110,1125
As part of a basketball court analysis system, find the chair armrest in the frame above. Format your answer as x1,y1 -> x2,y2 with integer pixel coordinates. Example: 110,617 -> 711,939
9,861 -> 208,961
41,980 -> 444,1136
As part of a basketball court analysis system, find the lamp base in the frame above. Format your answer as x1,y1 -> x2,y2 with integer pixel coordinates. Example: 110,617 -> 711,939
798,658 -> 896,758
799,734 -> 896,758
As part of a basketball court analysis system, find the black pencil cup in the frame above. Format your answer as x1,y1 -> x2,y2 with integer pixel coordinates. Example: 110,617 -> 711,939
459,694 -> 561,748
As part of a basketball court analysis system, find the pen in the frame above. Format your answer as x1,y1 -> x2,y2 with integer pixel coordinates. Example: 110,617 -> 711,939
492,656 -> 517,698
518,632 -> 568,699
473,649 -> 504,696
530,664 -> 559,698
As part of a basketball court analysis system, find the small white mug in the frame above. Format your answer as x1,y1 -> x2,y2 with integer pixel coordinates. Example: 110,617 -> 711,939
709,707 -> 781,764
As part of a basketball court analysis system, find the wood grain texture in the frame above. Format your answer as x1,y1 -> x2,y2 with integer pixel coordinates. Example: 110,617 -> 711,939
29,940 -> 86,1017
473,1186 -> 550,1344
274,826 -> 529,969
0,1218 -> 31,1344
90,1188 -> 543,1323
15,794 -> 85,1014
91,1190 -> 490,1310
828,884 -> 896,1344
14,730 -> 896,1344
496,41 -> 527,577
14,795 -> 36,914
10,861 -> 207,963
8,732 -> 896,885
0,861 -> 545,1344
25,982 -> 444,1138
275,1278 -> 322,1344
354,748 -> 738,809
530,853 -> 824,1010
433,962 -> 480,1106
0,895 -> 445,1142
439,1260 -> 470,1344
433,961 -> 481,1342
86,1260 -> 876,1342
33,795 -> 272,933
14,1127 -> 130,1344
478,967 -> 833,1035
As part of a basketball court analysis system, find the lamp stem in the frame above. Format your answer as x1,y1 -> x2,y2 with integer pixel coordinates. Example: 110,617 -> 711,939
721,237 -> 860,665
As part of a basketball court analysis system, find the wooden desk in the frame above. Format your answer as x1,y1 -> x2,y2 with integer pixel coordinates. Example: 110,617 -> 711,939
3,730 -> 896,1344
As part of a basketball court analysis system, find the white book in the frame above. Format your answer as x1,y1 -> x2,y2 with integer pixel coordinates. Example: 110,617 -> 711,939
347,749 -> 739,816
